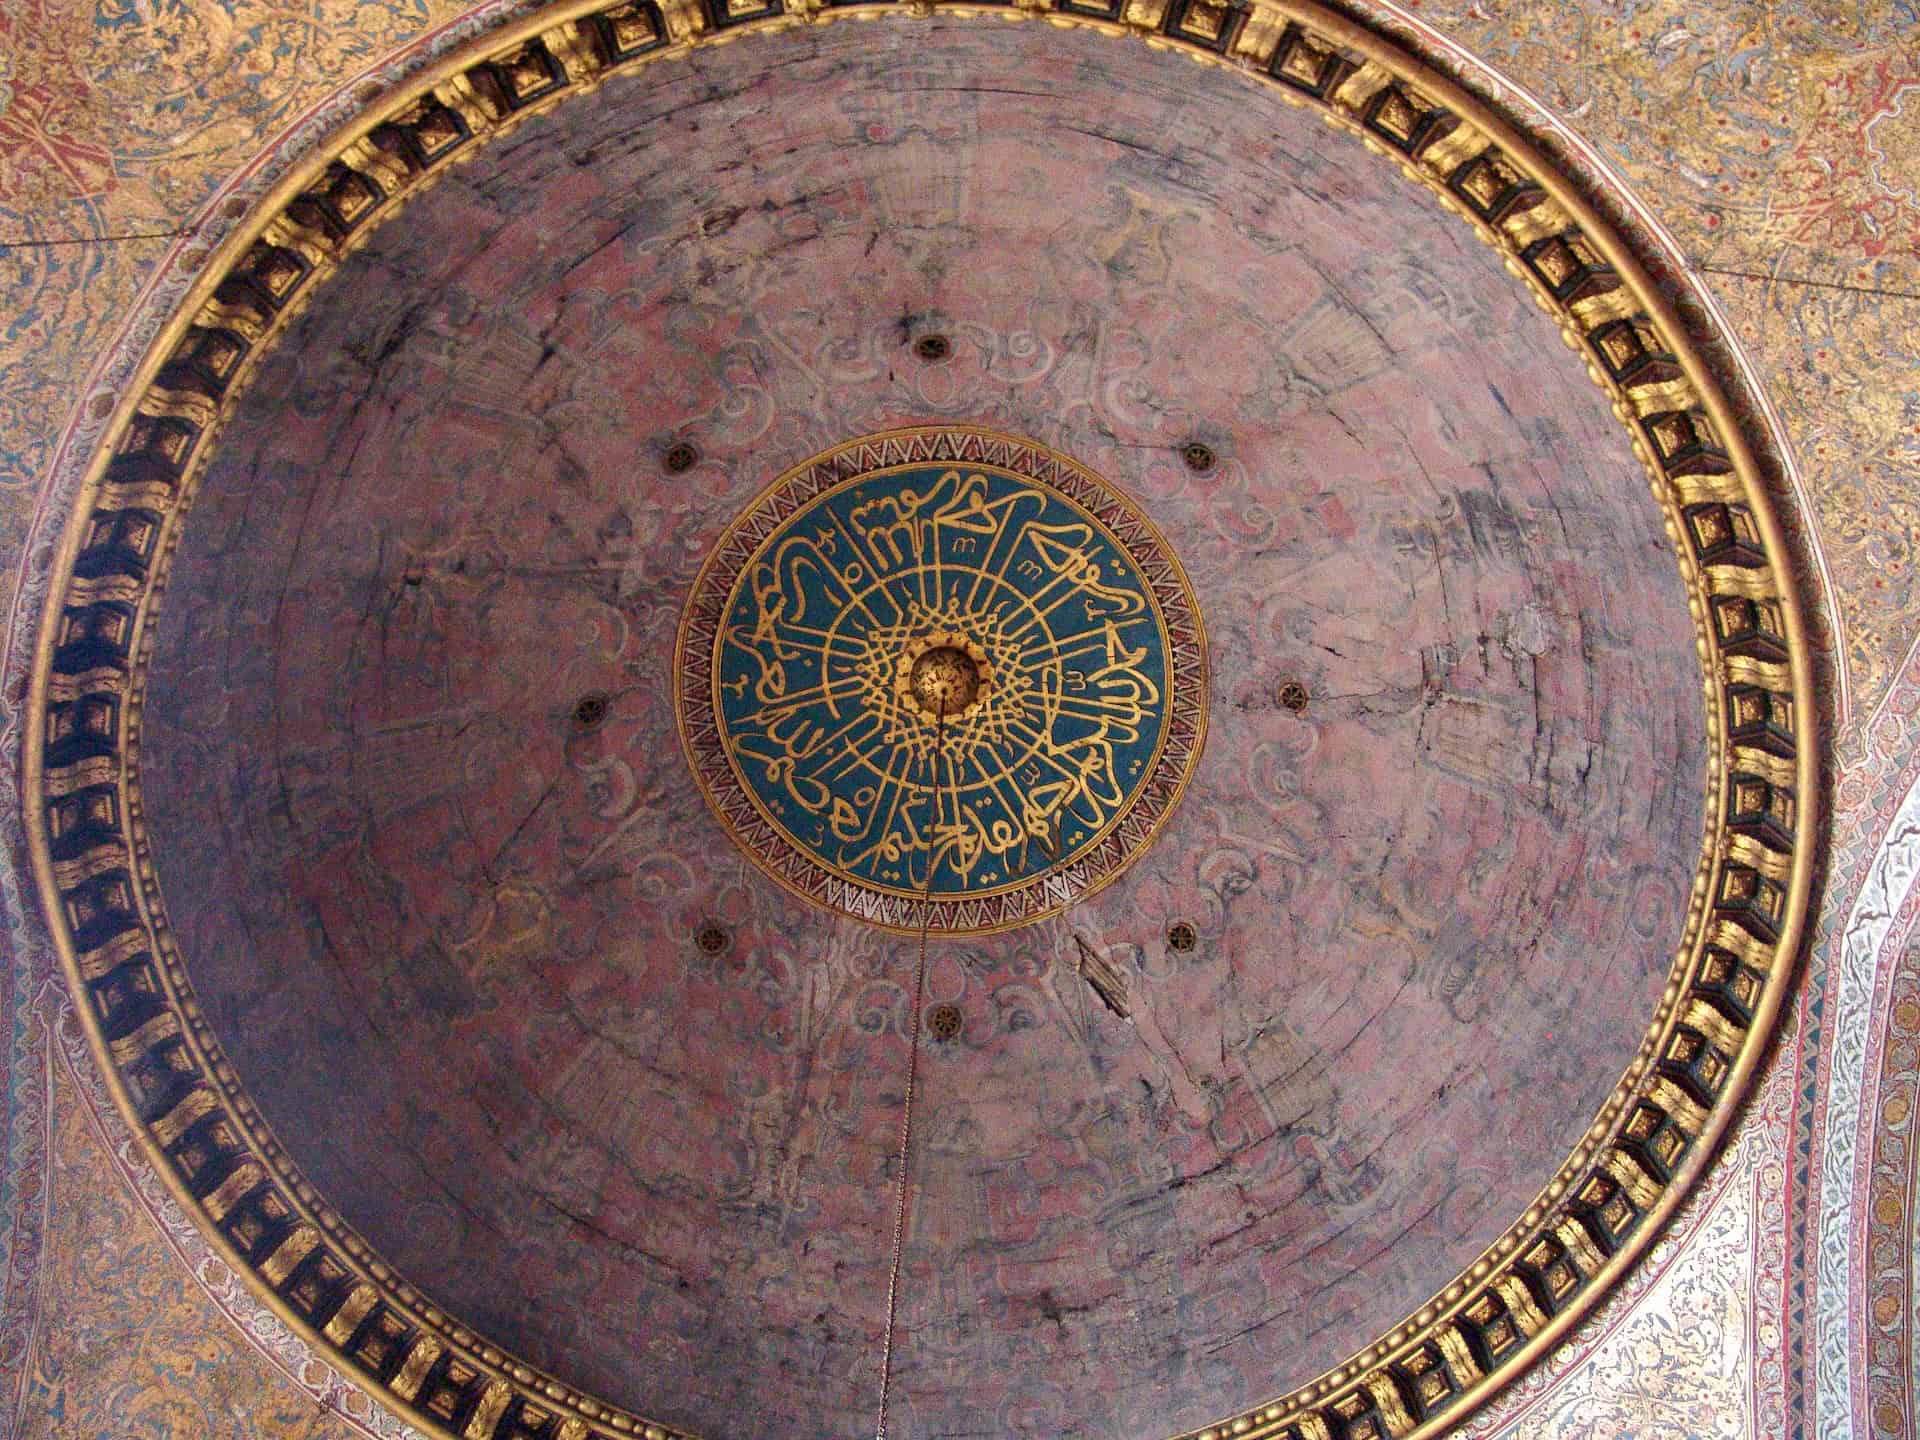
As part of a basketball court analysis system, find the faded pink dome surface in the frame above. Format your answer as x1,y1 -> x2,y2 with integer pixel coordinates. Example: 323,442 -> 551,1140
139,20 -> 1703,1440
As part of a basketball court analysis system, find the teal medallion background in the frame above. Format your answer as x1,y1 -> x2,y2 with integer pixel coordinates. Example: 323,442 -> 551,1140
677,427 -> 1209,933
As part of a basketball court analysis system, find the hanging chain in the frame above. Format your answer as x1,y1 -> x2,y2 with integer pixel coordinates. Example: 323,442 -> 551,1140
875,710 -> 945,1440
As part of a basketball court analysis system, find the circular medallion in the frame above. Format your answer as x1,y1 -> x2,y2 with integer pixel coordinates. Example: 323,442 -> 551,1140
676,428 -> 1207,933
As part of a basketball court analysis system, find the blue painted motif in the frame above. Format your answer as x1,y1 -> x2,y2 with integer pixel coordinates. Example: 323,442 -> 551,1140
715,463 -> 1171,898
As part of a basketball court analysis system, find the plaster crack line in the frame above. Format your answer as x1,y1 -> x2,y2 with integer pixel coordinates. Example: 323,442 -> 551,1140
0,227 -> 192,250
1693,262 -> 1920,304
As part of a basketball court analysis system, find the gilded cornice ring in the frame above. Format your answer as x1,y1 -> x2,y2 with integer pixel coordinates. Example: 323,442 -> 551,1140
22,2 -> 1820,1438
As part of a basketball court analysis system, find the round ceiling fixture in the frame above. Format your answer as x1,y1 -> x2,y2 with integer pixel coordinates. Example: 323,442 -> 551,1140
1180,441 -> 1216,474
23,5 -> 1816,1440
676,429 -> 1206,934
571,691 -> 612,732
904,639 -> 985,718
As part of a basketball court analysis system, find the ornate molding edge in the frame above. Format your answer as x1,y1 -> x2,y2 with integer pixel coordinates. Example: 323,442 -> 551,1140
18,3 -> 1819,1440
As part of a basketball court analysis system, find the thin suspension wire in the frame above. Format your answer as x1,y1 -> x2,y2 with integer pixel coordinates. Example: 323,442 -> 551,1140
875,709 -> 944,1440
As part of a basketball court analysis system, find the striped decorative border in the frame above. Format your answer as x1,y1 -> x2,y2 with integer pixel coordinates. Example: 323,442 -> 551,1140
21,2 -> 1818,1439
673,426 -> 1209,935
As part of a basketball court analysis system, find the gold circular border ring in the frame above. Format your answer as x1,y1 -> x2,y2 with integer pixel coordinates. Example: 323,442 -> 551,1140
22,4 -> 1819,1440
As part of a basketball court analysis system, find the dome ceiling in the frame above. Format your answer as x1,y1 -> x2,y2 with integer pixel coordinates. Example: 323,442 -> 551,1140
137,21 -> 1696,1422
28,5 -> 1817,1440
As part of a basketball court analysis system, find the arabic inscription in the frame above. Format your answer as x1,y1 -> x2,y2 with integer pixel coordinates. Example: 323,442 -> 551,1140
677,429 -> 1206,933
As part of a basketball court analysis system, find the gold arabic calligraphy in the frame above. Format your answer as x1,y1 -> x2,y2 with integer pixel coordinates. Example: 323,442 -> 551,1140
714,464 -> 1171,898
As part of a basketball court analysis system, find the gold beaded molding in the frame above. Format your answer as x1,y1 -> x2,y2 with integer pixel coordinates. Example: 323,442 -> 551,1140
24,2 -> 1818,1439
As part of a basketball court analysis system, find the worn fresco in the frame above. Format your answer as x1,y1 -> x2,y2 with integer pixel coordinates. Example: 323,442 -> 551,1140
1370,0 -> 1920,737
1417,0 -> 1920,735
132,25 -> 1703,1431
1392,1 -> 1920,284
0,0 -> 525,238
1708,275 -> 1920,748
0,238 -> 172,495
0,1 -> 1913,1439
0,0 -> 1915,718
0,0 -> 553,498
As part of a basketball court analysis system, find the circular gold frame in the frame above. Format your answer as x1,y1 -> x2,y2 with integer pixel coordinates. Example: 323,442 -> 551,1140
673,429 -> 1209,935
24,3 -> 1818,1439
